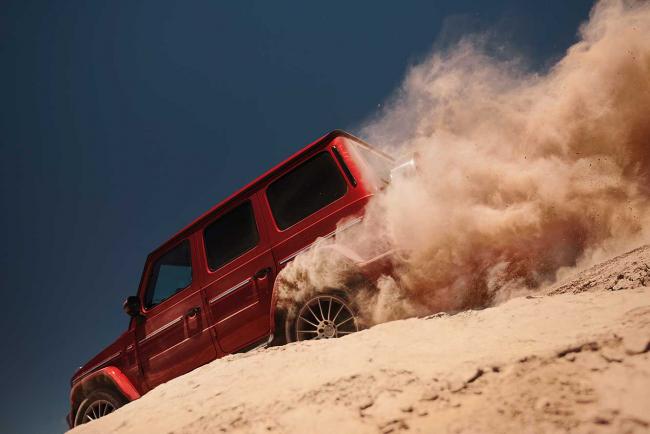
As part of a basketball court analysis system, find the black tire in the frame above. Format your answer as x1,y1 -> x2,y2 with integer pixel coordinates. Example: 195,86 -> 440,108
284,291 -> 360,343
74,388 -> 126,426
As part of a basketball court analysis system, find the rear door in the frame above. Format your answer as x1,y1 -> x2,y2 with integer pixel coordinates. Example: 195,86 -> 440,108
261,147 -> 367,271
135,237 -> 217,389
199,196 -> 276,354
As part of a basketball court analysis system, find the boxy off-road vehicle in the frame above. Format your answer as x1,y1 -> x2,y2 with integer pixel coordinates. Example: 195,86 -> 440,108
68,130 -> 397,427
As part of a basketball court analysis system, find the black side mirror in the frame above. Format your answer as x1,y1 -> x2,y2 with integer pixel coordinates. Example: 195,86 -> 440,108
123,296 -> 142,317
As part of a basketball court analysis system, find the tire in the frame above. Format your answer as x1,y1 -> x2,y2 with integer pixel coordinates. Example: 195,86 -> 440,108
285,292 -> 359,343
74,388 -> 126,426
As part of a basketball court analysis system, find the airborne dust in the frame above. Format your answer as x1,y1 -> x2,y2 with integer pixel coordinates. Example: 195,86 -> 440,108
277,0 -> 650,327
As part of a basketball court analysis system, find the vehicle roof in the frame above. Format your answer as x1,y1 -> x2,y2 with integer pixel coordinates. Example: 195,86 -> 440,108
147,129 -> 370,259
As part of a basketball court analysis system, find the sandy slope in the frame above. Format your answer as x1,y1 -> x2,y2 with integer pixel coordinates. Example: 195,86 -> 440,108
71,246 -> 650,434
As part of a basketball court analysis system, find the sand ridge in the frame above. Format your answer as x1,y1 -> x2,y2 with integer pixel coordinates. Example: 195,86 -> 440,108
70,246 -> 650,434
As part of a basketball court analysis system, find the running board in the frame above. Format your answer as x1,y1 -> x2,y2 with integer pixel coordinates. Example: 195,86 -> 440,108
235,334 -> 274,354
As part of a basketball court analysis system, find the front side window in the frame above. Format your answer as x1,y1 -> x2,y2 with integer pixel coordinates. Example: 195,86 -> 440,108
266,152 -> 348,230
204,200 -> 259,271
145,240 -> 192,308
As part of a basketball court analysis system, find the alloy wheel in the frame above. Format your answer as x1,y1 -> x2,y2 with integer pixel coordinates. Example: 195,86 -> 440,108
295,294 -> 358,341
82,399 -> 116,423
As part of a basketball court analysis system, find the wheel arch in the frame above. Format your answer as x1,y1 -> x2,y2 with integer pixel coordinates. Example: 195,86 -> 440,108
70,366 -> 140,423
268,243 -> 372,345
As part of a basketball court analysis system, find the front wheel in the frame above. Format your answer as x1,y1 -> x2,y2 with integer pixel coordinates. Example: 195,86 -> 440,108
287,293 -> 359,343
74,389 -> 125,426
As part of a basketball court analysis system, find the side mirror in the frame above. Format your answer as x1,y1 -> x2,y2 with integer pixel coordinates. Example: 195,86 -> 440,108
123,296 -> 142,318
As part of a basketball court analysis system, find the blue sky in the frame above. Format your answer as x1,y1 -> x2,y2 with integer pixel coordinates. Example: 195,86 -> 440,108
0,1 -> 593,432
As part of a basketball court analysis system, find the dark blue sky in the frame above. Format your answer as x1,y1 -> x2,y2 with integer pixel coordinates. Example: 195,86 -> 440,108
1,1 -> 594,432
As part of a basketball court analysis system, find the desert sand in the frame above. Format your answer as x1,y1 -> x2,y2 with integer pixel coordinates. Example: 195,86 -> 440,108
70,246 -> 650,434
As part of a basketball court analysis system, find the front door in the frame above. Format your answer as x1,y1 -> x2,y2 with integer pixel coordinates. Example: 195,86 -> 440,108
135,238 -> 217,389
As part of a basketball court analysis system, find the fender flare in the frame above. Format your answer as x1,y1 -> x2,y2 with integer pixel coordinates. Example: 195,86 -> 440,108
70,366 -> 141,420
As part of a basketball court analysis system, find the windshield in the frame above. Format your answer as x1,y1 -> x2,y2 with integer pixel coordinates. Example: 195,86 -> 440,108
345,138 -> 394,188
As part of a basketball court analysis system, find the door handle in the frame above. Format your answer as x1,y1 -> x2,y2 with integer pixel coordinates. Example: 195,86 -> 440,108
186,306 -> 200,318
253,267 -> 271,280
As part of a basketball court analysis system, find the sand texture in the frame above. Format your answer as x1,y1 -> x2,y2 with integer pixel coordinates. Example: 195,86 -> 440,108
70,246 -> 650,434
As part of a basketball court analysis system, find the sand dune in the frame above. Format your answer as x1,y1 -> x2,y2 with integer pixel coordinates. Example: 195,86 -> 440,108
70,246 -> 650,434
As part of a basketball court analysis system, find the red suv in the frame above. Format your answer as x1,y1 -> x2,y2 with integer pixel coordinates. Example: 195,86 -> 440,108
67,130 -> 395,427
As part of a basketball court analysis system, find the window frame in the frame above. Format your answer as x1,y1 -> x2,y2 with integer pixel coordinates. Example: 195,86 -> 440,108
142,238 -> 194,311
264,150 -> 349,232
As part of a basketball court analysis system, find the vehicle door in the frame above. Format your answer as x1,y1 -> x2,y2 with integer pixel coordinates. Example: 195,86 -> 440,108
199,196 -> 276,354
261,146 -> 367,272
135,237 -> 216,389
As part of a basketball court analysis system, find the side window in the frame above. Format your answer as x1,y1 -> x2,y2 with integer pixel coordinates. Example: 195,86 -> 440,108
204,200 -> 259,271
266,152 -> 347,230
145,240 -> 192,308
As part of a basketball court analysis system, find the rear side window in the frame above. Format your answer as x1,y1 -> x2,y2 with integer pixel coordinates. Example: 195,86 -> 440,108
145,240 -> 192,308
204,200 -> 259,270
266,152 -> 348,230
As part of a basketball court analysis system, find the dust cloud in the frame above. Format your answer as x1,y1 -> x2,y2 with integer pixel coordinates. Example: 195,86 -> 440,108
276,0 -> 650,327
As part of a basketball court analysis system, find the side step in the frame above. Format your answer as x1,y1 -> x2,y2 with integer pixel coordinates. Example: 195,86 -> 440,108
235,334 -> 274,354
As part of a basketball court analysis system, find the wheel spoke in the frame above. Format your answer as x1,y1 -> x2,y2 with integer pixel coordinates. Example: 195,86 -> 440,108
297,329 -> 318,334
307,304 -> 320,322
332,303 -> 345,322
298,315 -> 319,328
336,315 -> 354,328
318,299 -> 325,321
327,297 -> 332,320
338,330 -> 355,334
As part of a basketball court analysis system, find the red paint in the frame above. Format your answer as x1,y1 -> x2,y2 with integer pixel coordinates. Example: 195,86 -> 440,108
71,366 -> 141,402
67,130 -> 394,427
